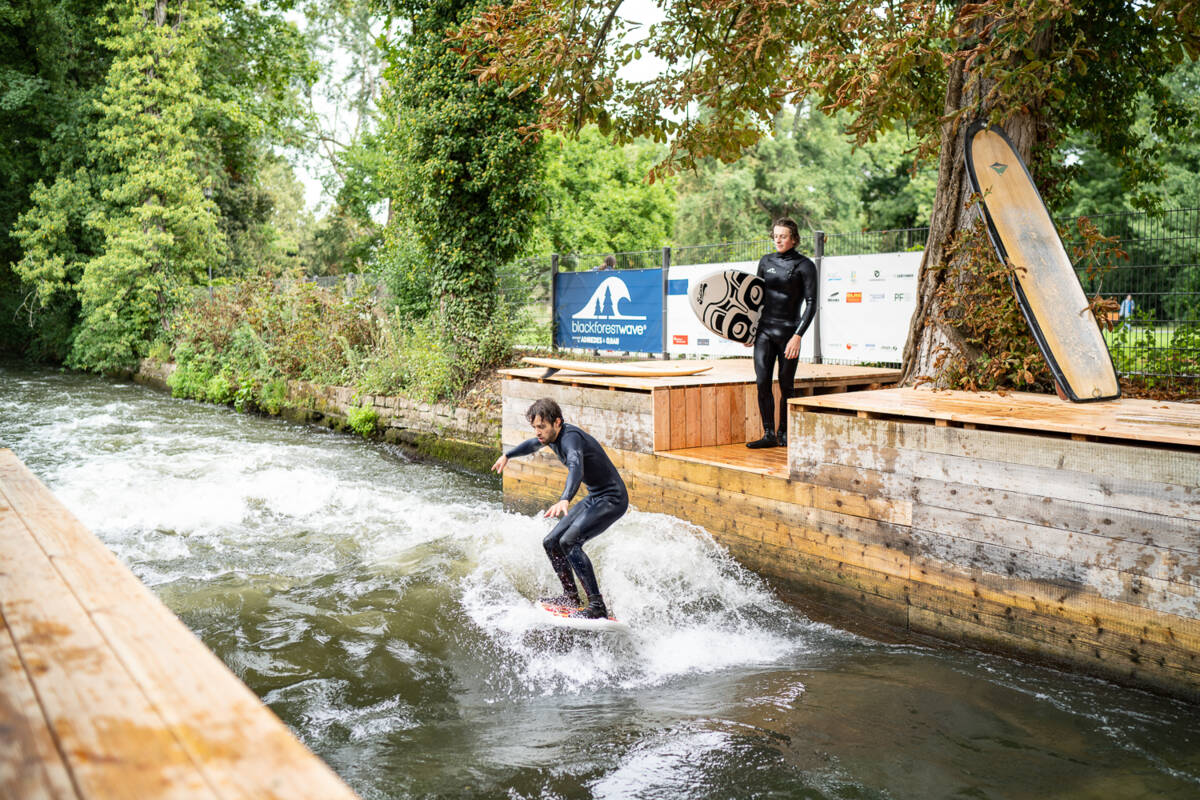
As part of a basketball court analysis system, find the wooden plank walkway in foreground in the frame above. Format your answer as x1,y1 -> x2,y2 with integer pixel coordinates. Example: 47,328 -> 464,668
0,449 -> 360,800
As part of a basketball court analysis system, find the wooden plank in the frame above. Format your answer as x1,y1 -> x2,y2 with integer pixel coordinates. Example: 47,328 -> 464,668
0,453 -> 360,800
500,359 -> 900,393
798,459 -> 1200,556
669,388 -> 686,451
911,503 -> 1200,588
652,388 -> 671,452
0,613 -> 80,800
744,384 -> 759,441
790,419 -> 1200,521
685,387 -> 701,448
909,554 -> 1200,653
0,502 -> 215,799
795,388 -> 1200,449
730,386 -> 746,445
700,386 -> 717,447
793,408 -> 1200,488
501,378 -> 653,413
909,519 -> 1197,618
715,387 -> 732,446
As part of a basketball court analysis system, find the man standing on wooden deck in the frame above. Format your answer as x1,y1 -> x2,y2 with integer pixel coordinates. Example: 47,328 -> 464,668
747,217 -> 818,449
491,398 -> 627,619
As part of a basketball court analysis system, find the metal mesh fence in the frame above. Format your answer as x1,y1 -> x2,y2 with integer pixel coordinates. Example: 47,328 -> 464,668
673,239 -> 771,266
1066,207 -> 1200,389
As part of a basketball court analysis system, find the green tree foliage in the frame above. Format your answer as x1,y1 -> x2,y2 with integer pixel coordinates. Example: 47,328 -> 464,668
376,0 -> 543,382
0,1 -> 110,355
7,1 -> 315,368
531,126 -> 674,254
13,1 -> 224,371
675,105 -> 864,245
673,105 -> 936,245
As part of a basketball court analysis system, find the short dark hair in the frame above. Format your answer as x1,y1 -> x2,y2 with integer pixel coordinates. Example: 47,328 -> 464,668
604,255 -> 616,267
773,217 -> 800,243
526,398 -> 563,425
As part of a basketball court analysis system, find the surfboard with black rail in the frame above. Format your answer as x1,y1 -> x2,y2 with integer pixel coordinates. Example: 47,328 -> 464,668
965,120 -> 1120,402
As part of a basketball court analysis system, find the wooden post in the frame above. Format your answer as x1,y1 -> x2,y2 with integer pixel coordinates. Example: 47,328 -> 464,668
812,230 -> 824,364
660,245 -> 671,359
550,253 -> 559,351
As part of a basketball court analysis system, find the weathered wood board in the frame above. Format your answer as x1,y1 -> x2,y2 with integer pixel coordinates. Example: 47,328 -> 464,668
0,449 -> 361,800
966,122 -> 1120,402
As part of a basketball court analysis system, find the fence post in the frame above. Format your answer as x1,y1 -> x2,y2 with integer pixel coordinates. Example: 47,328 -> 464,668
550,253 -> 559,351
661,246 -> 671,359
812,230 -> 824,364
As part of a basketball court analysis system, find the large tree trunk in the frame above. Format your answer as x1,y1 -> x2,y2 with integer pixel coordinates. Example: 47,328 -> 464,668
899,34 -> 1043,387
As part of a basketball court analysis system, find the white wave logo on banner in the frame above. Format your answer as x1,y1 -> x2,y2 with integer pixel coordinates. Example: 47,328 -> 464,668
572,276 -> 646,320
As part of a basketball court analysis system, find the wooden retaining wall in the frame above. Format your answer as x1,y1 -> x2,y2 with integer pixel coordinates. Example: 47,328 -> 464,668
500,378 -> 1200,700
0,449 -> 360,800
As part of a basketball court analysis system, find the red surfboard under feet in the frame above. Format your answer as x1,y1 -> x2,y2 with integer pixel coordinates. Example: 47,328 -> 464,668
538,600 -> 629,631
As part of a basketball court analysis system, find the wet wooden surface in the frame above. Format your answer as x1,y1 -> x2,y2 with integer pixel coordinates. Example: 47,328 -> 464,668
0,449 -> 360,800
793,387 -> 1200,449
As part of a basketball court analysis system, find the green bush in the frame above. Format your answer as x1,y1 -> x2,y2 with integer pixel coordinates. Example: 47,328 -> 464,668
347,404 -> 379,438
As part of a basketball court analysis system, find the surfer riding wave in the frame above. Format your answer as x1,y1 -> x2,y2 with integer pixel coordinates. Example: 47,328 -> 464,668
492,398 -> 627,620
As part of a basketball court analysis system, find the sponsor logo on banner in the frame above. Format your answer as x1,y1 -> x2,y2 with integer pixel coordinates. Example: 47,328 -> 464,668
846,291 -> 862,303
673,334 -> 688,345
868,293 -> 886,302
572,276 -> 647,321
895,272 -> 915,279
869,269 -> 884,281
850,271 -> 857,282
893,292 -> 909,302
557,269 -> 662,351
826,290 -> 841,302
826,272 -> 843,282
697,338 -> 710,346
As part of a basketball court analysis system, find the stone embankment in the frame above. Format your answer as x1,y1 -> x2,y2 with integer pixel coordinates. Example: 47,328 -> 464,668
134,360 -> 501,474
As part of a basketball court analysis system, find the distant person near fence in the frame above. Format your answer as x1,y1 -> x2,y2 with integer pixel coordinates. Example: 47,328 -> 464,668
1119,293 -> 1135,325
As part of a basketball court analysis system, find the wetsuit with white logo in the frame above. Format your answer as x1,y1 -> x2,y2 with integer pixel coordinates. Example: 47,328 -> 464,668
754,248 -> 818,438
505,423 -> 628,601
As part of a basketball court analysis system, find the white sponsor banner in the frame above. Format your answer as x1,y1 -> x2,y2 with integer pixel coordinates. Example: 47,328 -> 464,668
665,261 -> 817,359
819,251 -> 921,363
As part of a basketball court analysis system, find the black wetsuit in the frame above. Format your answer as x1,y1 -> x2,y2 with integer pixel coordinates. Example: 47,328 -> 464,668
505,423 -> 628,601
754,248 -> 818,437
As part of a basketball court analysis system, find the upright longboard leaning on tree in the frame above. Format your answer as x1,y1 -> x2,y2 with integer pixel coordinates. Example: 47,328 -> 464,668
965,120 -> 1121,403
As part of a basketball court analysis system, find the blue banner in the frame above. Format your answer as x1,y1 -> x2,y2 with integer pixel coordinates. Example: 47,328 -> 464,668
555,268 -> 663,352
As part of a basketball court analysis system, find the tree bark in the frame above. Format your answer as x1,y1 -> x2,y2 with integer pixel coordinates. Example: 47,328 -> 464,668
899,40 -> 1042,387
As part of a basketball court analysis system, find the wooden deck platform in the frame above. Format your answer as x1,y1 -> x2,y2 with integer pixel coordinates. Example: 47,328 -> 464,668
0,449 -> 360,800
501,358 -> 901,450
793,387 -> 1200,448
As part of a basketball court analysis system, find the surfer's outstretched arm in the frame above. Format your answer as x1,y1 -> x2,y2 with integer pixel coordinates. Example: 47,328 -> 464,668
493,436 -> 543,473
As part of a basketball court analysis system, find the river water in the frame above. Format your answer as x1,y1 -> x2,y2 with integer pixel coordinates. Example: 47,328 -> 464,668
2,363 -> 1198,799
